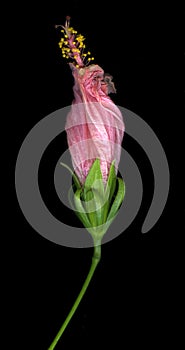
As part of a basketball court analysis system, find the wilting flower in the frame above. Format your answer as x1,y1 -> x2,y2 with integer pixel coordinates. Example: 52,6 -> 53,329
47,18 -> 126,350
56,17 -> 125,238
65,64 -> 125,185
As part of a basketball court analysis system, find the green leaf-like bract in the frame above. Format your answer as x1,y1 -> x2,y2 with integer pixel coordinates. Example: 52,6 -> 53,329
60,159 -> 125,240
73,159 -> 125,240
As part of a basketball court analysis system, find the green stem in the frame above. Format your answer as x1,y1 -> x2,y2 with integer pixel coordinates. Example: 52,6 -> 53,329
47,241 -> 101,350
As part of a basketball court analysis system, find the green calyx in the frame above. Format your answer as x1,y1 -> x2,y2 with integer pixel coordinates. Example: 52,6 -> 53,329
61,159 -> 125,242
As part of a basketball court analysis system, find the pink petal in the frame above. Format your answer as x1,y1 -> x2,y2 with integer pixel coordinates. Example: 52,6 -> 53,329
65,64 -> 125,184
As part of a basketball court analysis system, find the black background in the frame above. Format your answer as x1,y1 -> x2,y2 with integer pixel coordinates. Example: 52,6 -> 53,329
10,1 -> 182,349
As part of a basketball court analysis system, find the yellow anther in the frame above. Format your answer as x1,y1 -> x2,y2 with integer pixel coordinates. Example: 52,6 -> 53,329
57,23 -> 94,66
76,35 -> 84,42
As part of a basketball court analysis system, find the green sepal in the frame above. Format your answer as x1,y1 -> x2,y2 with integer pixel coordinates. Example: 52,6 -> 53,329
67,159 -> 125,241
84,189 -> 97,228
83,159 -> 103,193
83,159 -> 105,227
105,177 -> 125,230
103,160 -> 117,222
105,160 -> 116,200
73,188 -> 92,229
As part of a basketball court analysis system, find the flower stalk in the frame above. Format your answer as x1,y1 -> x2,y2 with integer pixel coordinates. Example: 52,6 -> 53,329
48,242 -> 101,350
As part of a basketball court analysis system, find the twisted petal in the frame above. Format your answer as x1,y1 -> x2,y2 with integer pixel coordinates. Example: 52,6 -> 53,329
65,64 -> 125,184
